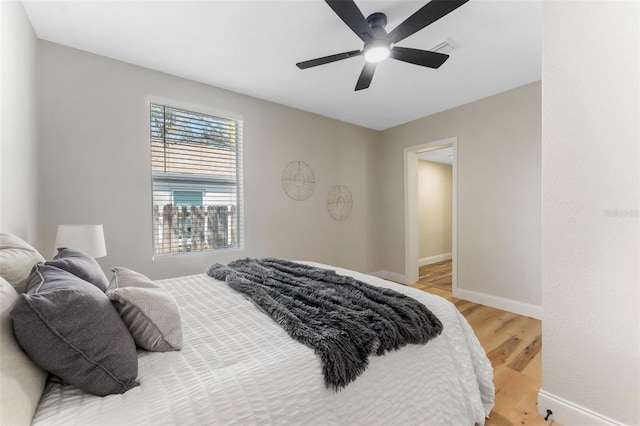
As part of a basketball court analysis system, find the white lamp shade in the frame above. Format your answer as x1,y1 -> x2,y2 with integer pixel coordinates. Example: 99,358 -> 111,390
54,225 -> 107,258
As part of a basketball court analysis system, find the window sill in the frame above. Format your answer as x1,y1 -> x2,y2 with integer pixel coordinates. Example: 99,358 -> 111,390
152,245 -> 245,261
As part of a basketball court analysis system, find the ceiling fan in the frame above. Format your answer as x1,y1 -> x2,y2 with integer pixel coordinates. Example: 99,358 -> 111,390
296,0 -> 468,91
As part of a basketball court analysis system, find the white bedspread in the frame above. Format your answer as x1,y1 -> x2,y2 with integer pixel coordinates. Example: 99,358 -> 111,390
32,262 -> 494,425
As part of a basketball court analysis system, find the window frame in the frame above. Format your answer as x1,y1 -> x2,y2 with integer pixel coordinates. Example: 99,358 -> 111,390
148,97 -> 244,260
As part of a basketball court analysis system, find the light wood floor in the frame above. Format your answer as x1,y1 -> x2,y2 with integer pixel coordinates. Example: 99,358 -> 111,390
418,260 -> 452,289
409,261 -> 556,426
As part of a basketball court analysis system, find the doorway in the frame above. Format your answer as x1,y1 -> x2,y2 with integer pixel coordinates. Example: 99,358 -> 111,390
417,147 -> 453,289
403,137 -> 457,293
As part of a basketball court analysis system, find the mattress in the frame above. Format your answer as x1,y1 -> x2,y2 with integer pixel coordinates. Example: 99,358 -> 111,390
32,262 -> 494,425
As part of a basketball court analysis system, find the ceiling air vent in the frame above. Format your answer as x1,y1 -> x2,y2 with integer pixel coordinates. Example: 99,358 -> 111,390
431,39 -> 457,54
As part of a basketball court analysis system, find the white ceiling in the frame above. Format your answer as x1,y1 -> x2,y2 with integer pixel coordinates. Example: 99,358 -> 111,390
22,0 -> 541,131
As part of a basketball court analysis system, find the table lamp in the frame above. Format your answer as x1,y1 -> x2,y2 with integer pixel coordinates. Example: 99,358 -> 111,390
54,224 -> 107,258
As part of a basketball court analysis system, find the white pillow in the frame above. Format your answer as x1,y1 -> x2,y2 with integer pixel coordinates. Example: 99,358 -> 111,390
0,277 -> 47,426
107,268 -> 183,352
0,233 -> 45,293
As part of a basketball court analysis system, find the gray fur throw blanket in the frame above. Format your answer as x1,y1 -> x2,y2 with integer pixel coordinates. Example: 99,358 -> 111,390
206,258 -> 443,390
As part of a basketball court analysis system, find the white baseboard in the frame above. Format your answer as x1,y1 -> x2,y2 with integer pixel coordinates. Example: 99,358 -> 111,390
369,273 -> 544,319
419,253 -> 452,267
537,389 -> 626,425
369,270 -> 409,284
453,288 -> 543,319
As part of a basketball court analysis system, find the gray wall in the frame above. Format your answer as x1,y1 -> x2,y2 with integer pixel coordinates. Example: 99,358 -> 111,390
37,42 -> 381,279
541,1 -> 639,424
379,82 -> 541,307
0,1 -> 39,244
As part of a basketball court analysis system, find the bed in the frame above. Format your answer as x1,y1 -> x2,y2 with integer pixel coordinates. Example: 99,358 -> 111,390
1,234 -> 494,426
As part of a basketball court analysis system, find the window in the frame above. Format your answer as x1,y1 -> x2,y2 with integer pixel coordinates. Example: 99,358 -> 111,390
150,103 -> 243,257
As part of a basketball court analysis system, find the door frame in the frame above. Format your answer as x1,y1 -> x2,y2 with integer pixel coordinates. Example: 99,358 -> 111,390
403,137 -> 457,290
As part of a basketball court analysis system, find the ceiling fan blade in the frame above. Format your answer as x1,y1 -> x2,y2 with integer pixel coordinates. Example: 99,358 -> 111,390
389,46 -> 449,68
355,62 -> 376,91
387,0 -> 468,44
325,0 -> 374,42
296,50 -> 363,69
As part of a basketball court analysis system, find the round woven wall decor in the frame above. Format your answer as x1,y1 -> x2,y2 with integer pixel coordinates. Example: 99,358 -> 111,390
326,185 -> 353,221
281,161 -> 315,201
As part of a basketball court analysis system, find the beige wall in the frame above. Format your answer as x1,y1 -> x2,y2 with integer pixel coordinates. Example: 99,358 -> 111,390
540,2 -> 639,424
6,27 -> 542,312
37,42 -> 381,279
418,160 -> 452,259
0,1 -> 39,244
380,81 -> 541,307
8,17 -> 542,314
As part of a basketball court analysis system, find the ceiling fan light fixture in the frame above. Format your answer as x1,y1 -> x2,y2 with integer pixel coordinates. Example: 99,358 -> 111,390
364,45 -> 390,63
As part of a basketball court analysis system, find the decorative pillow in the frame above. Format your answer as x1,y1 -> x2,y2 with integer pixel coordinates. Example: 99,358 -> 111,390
108,267 -> 160,290
107,267 -> 183,352
0,277 -> 47,426
11,264 -> 139,396
0,233 -> 46,293
48,247 -> 109,292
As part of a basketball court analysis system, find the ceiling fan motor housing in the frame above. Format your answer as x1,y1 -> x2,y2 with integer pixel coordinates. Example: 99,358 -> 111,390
364,12 -> 391,60
366,12 -> 388,39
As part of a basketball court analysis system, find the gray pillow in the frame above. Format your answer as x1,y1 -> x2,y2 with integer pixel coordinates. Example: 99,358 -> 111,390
11,263 -> 139,396
48,247 -> 109,292
107,268 -> 183,352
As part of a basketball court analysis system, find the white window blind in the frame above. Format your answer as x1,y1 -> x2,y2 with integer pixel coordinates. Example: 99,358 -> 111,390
150,103 -> 243,257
